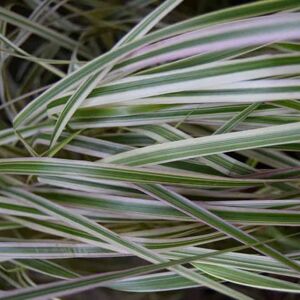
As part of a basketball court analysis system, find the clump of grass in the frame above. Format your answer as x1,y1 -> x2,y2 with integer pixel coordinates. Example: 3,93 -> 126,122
0,0 -> 300,299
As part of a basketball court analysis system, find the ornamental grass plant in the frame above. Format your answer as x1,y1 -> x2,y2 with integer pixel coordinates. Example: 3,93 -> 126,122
0,0 -> 300,299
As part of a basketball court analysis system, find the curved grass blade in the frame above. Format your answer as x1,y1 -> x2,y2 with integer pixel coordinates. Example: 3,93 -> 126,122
1,231 -> 299,300
0,188 -> 252,300
0,7 -> 88,57
195,263 -> 300,293
214,103 -> 260,134
0,157 -> 274,188
103,121 -> 300,166
48,0 -> 183,148
13,0 -> 300,126
139,184 -> 300,273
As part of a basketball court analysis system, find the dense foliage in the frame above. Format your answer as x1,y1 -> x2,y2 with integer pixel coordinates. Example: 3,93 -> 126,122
0,0 -> 300,299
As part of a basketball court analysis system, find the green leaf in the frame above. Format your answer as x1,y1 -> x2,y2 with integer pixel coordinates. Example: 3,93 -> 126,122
103,121 -> 300,166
